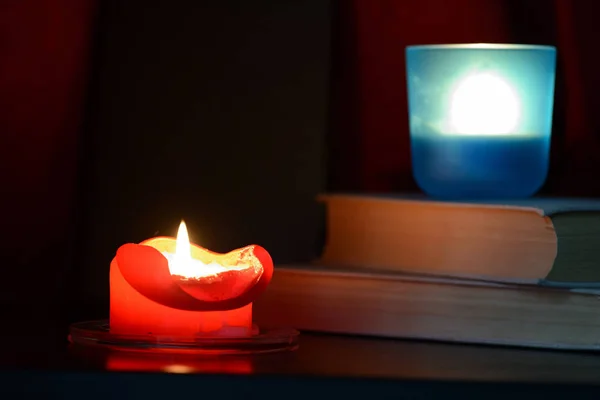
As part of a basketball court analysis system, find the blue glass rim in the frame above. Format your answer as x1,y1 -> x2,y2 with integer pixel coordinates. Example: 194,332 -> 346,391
406,43 -> 556,52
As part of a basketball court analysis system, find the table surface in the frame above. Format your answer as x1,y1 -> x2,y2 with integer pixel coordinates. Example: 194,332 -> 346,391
4,327 -> 600,399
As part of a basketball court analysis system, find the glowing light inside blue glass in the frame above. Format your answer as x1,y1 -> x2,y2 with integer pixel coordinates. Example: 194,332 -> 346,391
406,44 -> 556,199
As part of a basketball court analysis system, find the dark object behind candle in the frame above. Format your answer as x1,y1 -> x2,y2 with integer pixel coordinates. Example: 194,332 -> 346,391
73,1 -> 332,315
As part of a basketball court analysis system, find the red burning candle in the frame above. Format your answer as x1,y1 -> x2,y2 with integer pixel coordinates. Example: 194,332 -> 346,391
109,221 -> 273,337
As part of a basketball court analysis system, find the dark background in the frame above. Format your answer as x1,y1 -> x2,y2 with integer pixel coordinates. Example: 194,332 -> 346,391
74,0 -> 331,320
3,0 -> 600,342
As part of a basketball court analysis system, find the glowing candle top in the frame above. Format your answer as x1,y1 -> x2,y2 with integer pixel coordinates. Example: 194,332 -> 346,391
165,221 -> 254,279
405,44 -> 557,198
112,221 -> 273,311
406,43 -> 556,138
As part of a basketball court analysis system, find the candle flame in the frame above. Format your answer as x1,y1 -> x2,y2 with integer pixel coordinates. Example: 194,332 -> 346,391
167,220 -> 250,279
449,72 -> 521,135
174,220 -> 193,266
169,220 -> 196,278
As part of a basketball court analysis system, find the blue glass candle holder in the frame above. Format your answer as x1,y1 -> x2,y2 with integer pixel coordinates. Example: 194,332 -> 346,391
406,44 -> 557,199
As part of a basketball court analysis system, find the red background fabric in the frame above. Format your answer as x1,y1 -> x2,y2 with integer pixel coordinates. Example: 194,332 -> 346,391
0,0 -> 96,316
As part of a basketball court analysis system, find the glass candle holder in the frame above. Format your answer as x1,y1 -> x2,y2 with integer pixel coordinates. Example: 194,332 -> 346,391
406,44 -> 557,199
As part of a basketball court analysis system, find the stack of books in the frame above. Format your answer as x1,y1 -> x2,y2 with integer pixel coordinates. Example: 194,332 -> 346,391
254,194 -> 600,350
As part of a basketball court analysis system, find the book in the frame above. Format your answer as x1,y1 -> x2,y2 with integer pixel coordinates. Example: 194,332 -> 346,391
318,194 -> 600,286
253,266 -> 600,351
